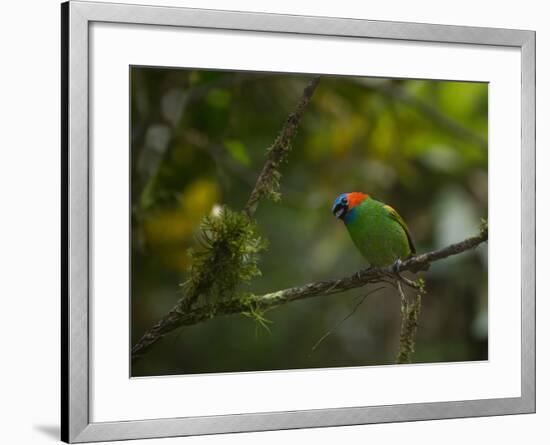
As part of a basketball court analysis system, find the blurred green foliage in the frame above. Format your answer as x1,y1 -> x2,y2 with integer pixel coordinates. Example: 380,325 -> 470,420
130,68 -> 488,376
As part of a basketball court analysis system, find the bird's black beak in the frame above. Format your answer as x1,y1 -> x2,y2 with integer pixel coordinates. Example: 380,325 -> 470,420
332,203 -> 347,220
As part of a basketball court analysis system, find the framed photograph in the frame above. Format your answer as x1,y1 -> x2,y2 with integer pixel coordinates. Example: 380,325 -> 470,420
62,1 -> 535,442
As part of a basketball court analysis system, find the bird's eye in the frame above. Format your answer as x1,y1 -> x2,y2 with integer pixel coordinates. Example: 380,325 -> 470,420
342,198 -> 348,205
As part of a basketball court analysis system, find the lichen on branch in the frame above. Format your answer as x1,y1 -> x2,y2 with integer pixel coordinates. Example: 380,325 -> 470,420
244,76 -> 321,218
181,207 -> 267,307
396,279 -> 425,364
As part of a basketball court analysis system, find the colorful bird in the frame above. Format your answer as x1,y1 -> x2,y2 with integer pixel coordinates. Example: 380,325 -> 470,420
332,192 -> 416,268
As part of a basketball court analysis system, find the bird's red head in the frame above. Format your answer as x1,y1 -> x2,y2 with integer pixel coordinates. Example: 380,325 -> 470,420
332,192 -> 370,220
346,192 -> 369,210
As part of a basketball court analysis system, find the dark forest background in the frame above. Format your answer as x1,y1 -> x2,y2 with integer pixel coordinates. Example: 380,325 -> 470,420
130,68 -> 488,376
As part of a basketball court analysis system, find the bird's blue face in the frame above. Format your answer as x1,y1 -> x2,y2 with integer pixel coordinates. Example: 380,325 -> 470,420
332,193 -> 349,220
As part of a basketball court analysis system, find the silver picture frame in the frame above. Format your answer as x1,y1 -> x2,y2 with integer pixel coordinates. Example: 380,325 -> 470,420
61,1 -> 535,442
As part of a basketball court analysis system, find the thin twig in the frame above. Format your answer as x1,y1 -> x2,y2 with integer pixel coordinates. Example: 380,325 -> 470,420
310,286 -> 386,353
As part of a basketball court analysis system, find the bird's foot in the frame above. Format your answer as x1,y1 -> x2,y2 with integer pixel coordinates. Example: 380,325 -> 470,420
391,258 -> 418,289
391,258 -> 403,274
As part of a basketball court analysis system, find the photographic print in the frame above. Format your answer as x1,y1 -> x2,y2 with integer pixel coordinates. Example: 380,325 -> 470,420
130,68 -> 488,377
62,5 -> 535,440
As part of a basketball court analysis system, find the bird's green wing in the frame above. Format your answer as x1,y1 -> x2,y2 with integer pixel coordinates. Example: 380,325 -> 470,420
383,204 -> 416,255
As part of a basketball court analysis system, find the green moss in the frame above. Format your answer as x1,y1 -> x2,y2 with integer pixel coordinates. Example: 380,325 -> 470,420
240,294 -> 273,332
183,207 -> 268,305
396,278 -> 426,364
262,168 -> 283,203
479,218 -> 488,236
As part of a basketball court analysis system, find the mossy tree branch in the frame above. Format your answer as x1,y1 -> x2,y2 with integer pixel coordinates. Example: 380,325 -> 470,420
396,280 -> 424,364
244,76 -> 321,218
132,227 -> 487,362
